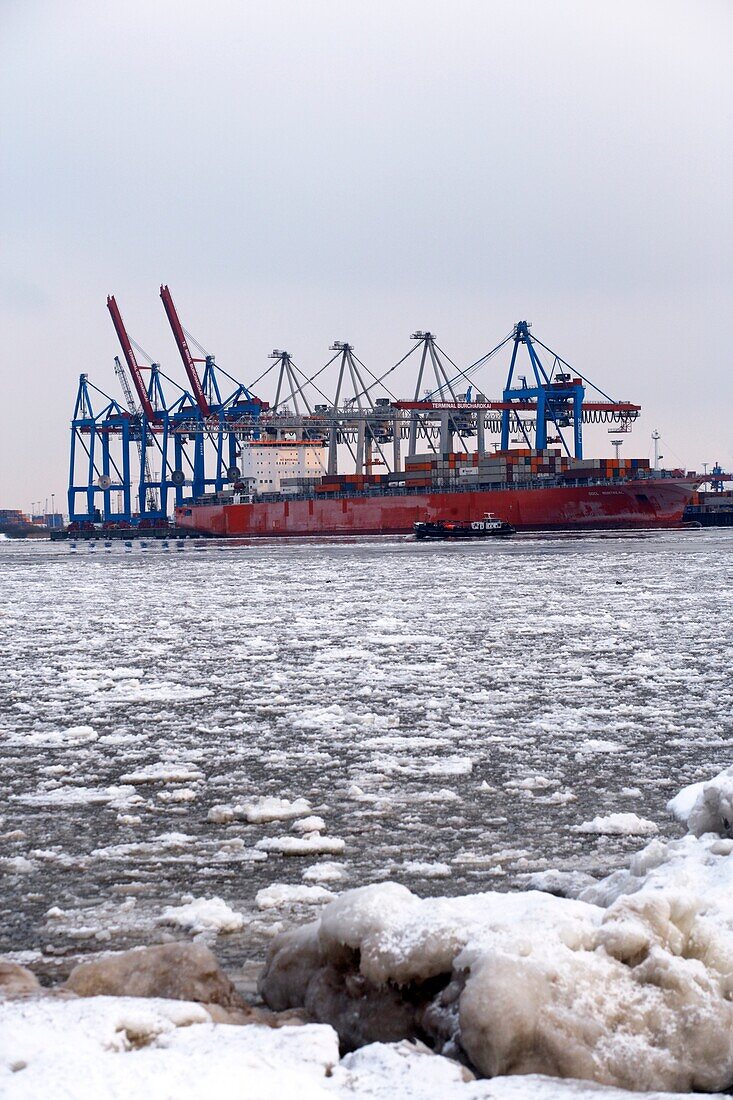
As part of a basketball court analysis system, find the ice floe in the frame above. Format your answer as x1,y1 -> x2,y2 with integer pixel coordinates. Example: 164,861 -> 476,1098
207,804 -> 236,823
13,784 -> 140,808
120,763 -> 204,784
157,896 -> 244,934
243,796 -> 312,823
574,812 -> 658,836
256,833 -> 347,856
302,862 -> 347,884
293,816 -> 327,834
256,884 -> 336,909
401,861 -> 452,878
20,724 -> 98,747
577,739 -> 623,754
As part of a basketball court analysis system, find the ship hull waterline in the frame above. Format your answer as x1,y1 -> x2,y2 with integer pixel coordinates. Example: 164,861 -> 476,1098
175,479 -> 697,538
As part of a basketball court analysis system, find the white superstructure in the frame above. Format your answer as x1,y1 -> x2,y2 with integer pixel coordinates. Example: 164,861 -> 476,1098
239,440 -> 325,491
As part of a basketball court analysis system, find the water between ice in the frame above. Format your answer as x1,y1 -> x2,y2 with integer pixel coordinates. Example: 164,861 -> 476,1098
1,529 -> 731,983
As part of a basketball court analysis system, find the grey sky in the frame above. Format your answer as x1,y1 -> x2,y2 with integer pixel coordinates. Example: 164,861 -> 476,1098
2,0 -> 731,511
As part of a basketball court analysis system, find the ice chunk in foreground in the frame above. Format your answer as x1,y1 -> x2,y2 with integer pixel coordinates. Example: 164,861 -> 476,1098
668,764 -> 733,836
261,804 -> 733,1092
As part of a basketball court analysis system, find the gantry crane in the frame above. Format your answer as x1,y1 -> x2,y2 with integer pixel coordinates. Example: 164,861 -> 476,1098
107,294 -> 210,515
69,301 -> 644,523
393,322 -> 640,459
159,285 -> 265,488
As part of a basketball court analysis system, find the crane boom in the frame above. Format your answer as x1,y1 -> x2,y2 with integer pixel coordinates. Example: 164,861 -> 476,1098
113,354 -> 138,415
159,285 -> 210,416
106,295 -> 158,422
113,356 -> 158,512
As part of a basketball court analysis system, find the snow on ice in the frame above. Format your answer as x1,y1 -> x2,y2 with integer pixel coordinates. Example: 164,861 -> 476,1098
1,996 -> 725,1100
0,998 -> 339,1100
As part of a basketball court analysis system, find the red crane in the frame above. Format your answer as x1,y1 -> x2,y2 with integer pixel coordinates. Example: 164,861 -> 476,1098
106,295 -> 158,423
159,285 -> 211,417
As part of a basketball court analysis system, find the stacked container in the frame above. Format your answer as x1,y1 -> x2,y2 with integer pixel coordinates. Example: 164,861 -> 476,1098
403,449 -> 651,487
278,450 -> 654,497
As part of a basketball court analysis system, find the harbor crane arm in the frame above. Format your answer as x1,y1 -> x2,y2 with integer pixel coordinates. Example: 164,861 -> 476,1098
113,356 -> 158,512
159,285 -> 211,417
106,295 -> 158,423
113,354 -> 138,417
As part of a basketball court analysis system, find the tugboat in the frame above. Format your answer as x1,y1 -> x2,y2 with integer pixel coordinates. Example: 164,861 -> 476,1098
413,512 -> 516,540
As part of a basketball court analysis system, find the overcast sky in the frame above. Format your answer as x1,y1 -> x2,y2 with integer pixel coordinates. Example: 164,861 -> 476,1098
1,0 -> 731,511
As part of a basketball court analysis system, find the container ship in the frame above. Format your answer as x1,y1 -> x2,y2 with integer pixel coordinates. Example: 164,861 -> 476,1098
174,445 -> 700,537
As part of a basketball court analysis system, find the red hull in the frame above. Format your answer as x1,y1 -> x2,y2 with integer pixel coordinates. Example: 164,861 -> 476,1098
175,479 -> 696,537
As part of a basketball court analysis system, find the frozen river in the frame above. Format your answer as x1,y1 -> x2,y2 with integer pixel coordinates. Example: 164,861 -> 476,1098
1,530 -> 732,986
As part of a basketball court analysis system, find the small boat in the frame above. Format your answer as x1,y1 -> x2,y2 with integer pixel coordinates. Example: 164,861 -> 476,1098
413,512 -> 516,540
